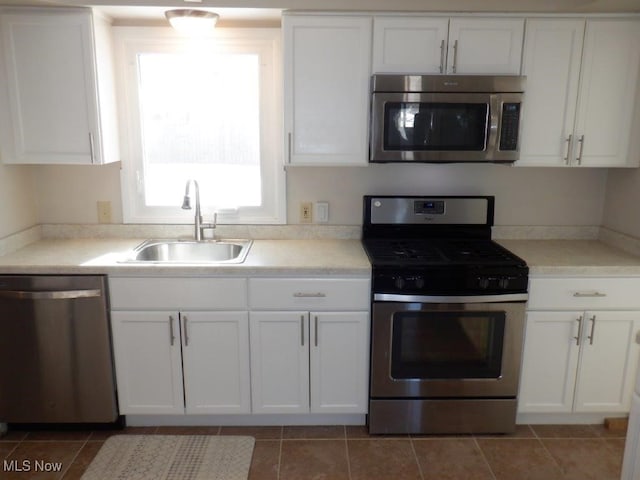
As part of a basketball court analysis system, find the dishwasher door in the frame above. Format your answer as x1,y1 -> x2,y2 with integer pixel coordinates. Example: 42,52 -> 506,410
0,275 -> 118,423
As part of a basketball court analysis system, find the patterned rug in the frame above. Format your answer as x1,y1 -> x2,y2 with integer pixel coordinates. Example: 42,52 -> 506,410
81,435 -> 255,480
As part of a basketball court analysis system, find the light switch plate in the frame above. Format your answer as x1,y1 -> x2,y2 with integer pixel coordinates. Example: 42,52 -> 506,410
315,201 -> 329,223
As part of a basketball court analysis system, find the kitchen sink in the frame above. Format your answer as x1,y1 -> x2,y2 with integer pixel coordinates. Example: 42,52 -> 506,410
123,239 -> 253,264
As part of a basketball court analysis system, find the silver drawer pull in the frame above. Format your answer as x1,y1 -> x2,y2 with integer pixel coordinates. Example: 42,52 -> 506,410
573,291 -> 607,298
293,292 -> 327,298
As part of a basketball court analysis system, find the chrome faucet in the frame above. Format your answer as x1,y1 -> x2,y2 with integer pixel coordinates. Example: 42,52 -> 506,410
181,179 -> 216,241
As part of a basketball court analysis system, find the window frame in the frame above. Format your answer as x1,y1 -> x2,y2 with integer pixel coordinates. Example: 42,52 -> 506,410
113,26 -> 285,224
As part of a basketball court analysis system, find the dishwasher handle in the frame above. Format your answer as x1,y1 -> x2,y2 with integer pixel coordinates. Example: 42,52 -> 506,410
0,289 -> 102,300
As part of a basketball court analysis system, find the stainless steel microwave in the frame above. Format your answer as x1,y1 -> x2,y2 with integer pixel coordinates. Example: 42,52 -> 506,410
370,75 -> 525,163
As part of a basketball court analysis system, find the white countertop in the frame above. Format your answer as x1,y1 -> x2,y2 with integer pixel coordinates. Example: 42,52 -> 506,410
1,237 -> 640,277
498,239 -> 640,275
0,238 -> 372,276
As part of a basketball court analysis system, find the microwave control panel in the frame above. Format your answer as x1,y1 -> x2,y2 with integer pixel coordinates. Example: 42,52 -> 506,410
499,103 -> 521,151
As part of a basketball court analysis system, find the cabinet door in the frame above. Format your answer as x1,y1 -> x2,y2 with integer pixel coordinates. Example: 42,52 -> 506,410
622,393 -> 640,480
250,311 -> 310,413
372,17 -> 449,74
283,15 -> 372,165
518,311 -> 582,413
0,10 -> 99,164
181,311 -> 250,414
447,18 -> 524,74
574,311 -> 640,412
518,19 -> 584,167
310,312 -> 369,414
110,311 -> 184,415
573,19 -> 640,167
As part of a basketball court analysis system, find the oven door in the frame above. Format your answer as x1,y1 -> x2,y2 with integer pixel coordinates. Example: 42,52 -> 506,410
370,297 -> 526,399
370,92 -> 520,163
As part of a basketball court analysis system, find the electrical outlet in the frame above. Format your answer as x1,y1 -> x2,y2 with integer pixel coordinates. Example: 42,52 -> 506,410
97,201 -> 112,224
300,202 -> 313,223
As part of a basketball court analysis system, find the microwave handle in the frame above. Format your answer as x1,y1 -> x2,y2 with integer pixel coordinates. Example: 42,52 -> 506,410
486,95 -> 500,153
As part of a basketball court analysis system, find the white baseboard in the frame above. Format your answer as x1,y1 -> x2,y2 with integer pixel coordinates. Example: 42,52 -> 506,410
125,413 -> 367,427
517,412 -> 627,425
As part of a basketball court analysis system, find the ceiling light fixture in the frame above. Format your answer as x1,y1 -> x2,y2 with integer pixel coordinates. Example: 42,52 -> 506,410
165,9 -> 219,34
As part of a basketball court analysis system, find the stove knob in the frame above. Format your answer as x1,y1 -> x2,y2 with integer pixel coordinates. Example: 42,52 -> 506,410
478,277 -> 490,289
499,277 -> 510,289
414,277 -> 425,289
394,276 -> 406,290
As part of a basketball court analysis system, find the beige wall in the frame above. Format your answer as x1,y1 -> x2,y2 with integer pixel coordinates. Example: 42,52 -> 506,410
287,165 -> 607,226
0,164 -> 38,238
602,167 -> 640,238
31,162 -> 608,227
33,163 -> 124,225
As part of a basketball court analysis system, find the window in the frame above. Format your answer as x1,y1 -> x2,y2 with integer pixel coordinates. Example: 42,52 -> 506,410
114,27 -> 284,224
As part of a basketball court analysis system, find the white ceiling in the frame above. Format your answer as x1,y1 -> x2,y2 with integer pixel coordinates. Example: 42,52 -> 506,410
1,0 -> 639,26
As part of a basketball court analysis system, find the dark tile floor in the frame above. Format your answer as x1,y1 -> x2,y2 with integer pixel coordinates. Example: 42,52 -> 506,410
0,424 -> 627,480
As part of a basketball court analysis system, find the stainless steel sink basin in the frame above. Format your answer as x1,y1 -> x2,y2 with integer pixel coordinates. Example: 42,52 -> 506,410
124,239 -> 252,264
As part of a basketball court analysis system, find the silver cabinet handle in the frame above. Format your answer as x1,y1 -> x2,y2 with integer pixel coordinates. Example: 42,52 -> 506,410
439,39 -> 445,73
183,315 -> 189,346
293,292 -> 327,298
576,135 -> 585,164
563,134 -> 572,164
89,132 -> 96,164
287,132 -> 292,164
452,39 -> 458,73
574,316 -> 584,346
573,291 -> 607,298
169,315 -> 176,346
300,315 -> 305,346
588,315 -> 596,345
0,289 -> 101,300
314,315 -> 319,347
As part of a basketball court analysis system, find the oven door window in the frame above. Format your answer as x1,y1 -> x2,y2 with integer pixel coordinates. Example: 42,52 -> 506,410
391,310 -> 505,379
384,102 -> 488,151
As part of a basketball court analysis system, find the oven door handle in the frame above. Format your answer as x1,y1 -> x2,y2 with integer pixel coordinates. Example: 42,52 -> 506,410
374,293 -> 528,303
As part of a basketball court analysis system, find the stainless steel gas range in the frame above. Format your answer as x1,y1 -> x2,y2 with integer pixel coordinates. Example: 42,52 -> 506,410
361,195 -> 529,435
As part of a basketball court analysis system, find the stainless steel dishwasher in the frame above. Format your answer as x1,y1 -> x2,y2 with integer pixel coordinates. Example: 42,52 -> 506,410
0,275 -> 118,423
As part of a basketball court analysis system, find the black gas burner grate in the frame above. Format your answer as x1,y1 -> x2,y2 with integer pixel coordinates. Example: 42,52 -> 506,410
364,239 -> 522,266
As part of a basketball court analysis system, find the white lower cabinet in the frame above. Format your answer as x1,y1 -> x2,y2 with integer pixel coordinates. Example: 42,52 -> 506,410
248,277 -> 370,415
109,275 -> 371,419
111,311 -> 185,415
109,277 -> 251,416
519,277 -> 640,416
249,311 -> 369,414
111,310 -> 250,415
520,311 -> 640,413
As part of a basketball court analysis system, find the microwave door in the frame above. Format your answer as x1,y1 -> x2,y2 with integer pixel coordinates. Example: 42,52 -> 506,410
371,92 -> 494,163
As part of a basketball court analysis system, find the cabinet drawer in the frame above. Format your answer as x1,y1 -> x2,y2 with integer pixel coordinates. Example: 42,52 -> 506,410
528,277 -> 640,310
109,277 -> 247,310
249,278 -> 370,310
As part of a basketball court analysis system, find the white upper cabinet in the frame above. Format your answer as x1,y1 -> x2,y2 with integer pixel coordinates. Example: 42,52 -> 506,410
372,17 -> 449,74
519,18 -> 640,167
0,8 -> 119,165
574,19 -> 640,167
519,19 -> 584,166
372,16 -> 524,75
447,18 -> 524,74
283,14 -> 372,166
